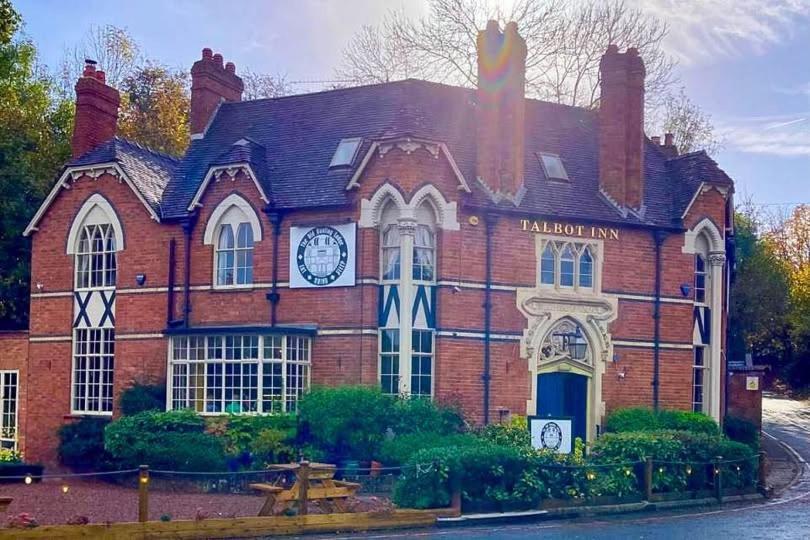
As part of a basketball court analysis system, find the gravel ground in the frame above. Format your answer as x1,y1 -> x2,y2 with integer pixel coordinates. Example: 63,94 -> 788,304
0,479 -> 393,526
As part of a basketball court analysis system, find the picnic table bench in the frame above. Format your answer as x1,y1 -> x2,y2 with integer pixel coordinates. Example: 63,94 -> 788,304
250,461 -> 360,516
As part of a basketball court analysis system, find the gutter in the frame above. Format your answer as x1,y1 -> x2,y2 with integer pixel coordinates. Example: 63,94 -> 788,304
652,230 -> 667,410
482,213 -> 497,425
167,238 -> 176,325
265,210 -> 284,325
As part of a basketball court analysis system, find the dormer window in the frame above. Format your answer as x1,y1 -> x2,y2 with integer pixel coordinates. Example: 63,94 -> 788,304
330,138 -> 362,168
539,152 -> 569,181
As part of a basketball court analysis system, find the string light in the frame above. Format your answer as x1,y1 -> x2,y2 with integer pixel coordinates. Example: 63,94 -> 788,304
685,465 -> 693,475
714,468 -> 720,475
586,471 -> 596,481
62,484 -> 69,494
658,467 -> 664,474
140,476 -> 149,485
624,468 -> 632,476
24,475 -> 32,485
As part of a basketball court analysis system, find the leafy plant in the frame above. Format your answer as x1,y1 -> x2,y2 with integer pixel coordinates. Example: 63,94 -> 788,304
605,407 -> 719,436
0,448 -> 22,464
724,415 -> 760,450
119,383 -> 166,416
58,417 -> 111,470
478,415 -> 531,451
379,432 -> 480,466
251,428 -> 297,466
390,397 -> 466,436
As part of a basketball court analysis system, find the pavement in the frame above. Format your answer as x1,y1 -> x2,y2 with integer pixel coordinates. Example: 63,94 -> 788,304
294,395 -> 810,540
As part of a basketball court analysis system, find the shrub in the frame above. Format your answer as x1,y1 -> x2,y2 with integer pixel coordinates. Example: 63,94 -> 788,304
478,415 -> 530,450
390,397 -> 466,436
250,428 -> 297,466
0,448 -> 21,464
298,386 -> 394,462
590,431 -> 686,492
379,433 -> 480,466
207,414 -> 296,457
605,408 -> 719,436
58,417 -> 111,470
119,383 -> 166,416
105,410 -> 227,471
724,415 -> 760,450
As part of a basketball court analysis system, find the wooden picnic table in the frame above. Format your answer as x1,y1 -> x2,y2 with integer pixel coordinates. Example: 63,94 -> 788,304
250,461 -> 360,516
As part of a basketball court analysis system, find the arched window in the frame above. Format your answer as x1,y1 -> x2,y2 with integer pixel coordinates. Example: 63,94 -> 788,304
694,254 -> 706,303
382,224 -> 401,281
579,247 -> 593,288
413,224 -> 435,281
203,195 -> 262,288
540,244 -> 555,285
560,245 -> 575,287
76,223 -> 117,289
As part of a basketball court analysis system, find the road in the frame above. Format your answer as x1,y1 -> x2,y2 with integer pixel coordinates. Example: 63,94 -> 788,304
307,396 -> 810,540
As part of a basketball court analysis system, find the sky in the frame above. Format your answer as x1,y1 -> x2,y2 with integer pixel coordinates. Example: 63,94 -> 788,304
13,0 -> 810,209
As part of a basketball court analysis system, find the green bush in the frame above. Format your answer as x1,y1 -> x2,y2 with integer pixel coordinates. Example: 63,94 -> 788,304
206,414 -> 296,457
119,383 -> 166,416
390,397 -> 466,436
605,408 -> 719,435
379,433 -> 480,466
591,431 -> 686,492
58,417 -> 111,470
298,386 -> 394,462
724,415 -> 760,449
105,410 -> 227,471
478,416 -> 530,450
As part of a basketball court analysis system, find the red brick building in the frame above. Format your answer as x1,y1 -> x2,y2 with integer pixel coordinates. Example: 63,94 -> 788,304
10,22 -> 735,464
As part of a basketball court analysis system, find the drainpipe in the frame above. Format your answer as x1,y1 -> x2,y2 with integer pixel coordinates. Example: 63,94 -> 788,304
652,230 -> 667,411
182,214 -> 198,328
482,213 -> 497,425
166,238 -> 176,325
265,210 -> 283,326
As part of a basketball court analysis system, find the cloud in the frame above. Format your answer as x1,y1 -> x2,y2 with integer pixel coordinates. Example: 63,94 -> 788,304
718,113 -> 810,156
634,0 -> 810,65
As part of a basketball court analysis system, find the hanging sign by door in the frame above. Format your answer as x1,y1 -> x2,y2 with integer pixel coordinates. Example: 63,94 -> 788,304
529,417 -> 573,454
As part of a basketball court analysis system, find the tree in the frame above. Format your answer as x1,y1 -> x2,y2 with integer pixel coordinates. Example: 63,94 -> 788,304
0,0 -> 20,45
337,0 -> 718,153
658,87 -> 720,155
0,4 -> 72,328
58,24 -> 140,94
118,63 -> 190,156
241,69 -> 292,100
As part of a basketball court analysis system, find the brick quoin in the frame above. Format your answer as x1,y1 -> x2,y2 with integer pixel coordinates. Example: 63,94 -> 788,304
19,29 -> 734,465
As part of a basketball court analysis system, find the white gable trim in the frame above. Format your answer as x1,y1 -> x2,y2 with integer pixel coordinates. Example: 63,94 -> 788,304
682,216 -> 724,255
66,194 -> 125,254
24,162 -> 160,237
346,138 -> 471,194
187,163 -> 269,211
359,182 -> 460,230
680,182 -> 730,220
202,193 -> 264,245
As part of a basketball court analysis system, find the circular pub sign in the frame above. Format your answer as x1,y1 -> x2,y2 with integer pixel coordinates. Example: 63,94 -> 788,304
539,421 -> 563,451
296,226 -> 349,286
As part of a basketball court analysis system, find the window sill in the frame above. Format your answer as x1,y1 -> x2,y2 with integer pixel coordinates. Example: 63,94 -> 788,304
64,412 -> 113,420
211,285 -> 255,293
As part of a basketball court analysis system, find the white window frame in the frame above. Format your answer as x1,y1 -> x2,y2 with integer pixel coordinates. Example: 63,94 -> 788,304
167,334 -> 312,415
536,236 -> 601,293
74,223 -> 118,291
71,327 -> 116,415
694,254 -> 707,305
0,370 -> 19,451
692,345 -> 707,413
214,221 -> 255,288
410,329 -> 435,398
379,328 -> 401,397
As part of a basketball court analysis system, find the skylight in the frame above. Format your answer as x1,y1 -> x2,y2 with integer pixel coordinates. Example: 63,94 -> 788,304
539,153 -> 569,181
330,138 -> 362,168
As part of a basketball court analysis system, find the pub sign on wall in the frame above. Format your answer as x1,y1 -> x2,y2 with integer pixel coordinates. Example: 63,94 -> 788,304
289,223 -> 356,288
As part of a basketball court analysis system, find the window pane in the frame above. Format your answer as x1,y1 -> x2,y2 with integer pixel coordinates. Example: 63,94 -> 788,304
218,224 -> 234,249
541,245 -> 555,285
579,248 -> 593,288
560,246 -> 575,287
236,223 -> 253,248
217,251 -> 235,285
72,328 -> 115,413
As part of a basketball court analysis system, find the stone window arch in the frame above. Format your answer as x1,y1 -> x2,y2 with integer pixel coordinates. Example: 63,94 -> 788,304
67,194 -> 124,289
203,194 -> 262,287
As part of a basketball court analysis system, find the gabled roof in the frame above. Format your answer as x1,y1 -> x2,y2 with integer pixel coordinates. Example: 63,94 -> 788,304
33,78 -> 734,230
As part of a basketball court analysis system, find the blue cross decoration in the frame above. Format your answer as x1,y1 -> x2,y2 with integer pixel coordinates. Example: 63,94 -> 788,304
693,305 -> 711,345
98,290 -> 116,327
73,291 -> 92,328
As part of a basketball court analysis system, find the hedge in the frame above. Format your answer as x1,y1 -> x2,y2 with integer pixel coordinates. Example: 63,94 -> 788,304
605,407 -> 719,436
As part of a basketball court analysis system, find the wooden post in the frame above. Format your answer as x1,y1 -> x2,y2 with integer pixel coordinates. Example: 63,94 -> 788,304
297,460 -> 310,516
644,457 -> 653,501
138,465 -> 149,523
450,488 -> 462,517
714,456 -> 723,502
758,452 -> 768,493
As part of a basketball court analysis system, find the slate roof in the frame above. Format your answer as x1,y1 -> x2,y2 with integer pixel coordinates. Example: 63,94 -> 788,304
69,137 -> 179,215
69,79 -> 733,227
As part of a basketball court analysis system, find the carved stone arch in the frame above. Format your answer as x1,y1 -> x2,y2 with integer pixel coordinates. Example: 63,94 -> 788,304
683,217 -> 724,255
203,193 -> 263,245
409,184 -> 460,231
359,183 -> 409,228
66,194 -> 125,254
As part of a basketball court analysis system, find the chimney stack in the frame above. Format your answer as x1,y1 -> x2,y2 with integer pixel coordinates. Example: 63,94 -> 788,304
71,59 -> 120,158
190,48 -> 244,136
476,20 -> 527,202
598,45 -> 646,210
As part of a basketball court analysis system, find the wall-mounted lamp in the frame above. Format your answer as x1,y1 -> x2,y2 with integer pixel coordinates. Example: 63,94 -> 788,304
135,274 -> 147,286
679,283 -> 691,297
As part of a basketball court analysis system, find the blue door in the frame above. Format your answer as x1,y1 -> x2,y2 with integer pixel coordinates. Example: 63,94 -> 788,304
537,372 -> 588,444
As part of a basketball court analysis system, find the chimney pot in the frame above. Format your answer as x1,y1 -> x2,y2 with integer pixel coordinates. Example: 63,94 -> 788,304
651,135 -> 661,145
190,48 -> 244,136
664,132 -> 675,146
213,53 -> 224,67
71,61 -> 120,158
95,70 -> 106,84
225,62 -> 236,74
606,43 -> 619,54
202,47 -> 213,60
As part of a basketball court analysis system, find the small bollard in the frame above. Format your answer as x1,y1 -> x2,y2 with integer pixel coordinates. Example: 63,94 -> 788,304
644,457 -> 653,501
138,465 -> 150,523
714,456 -> 723,502
297,460 -> 311,516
